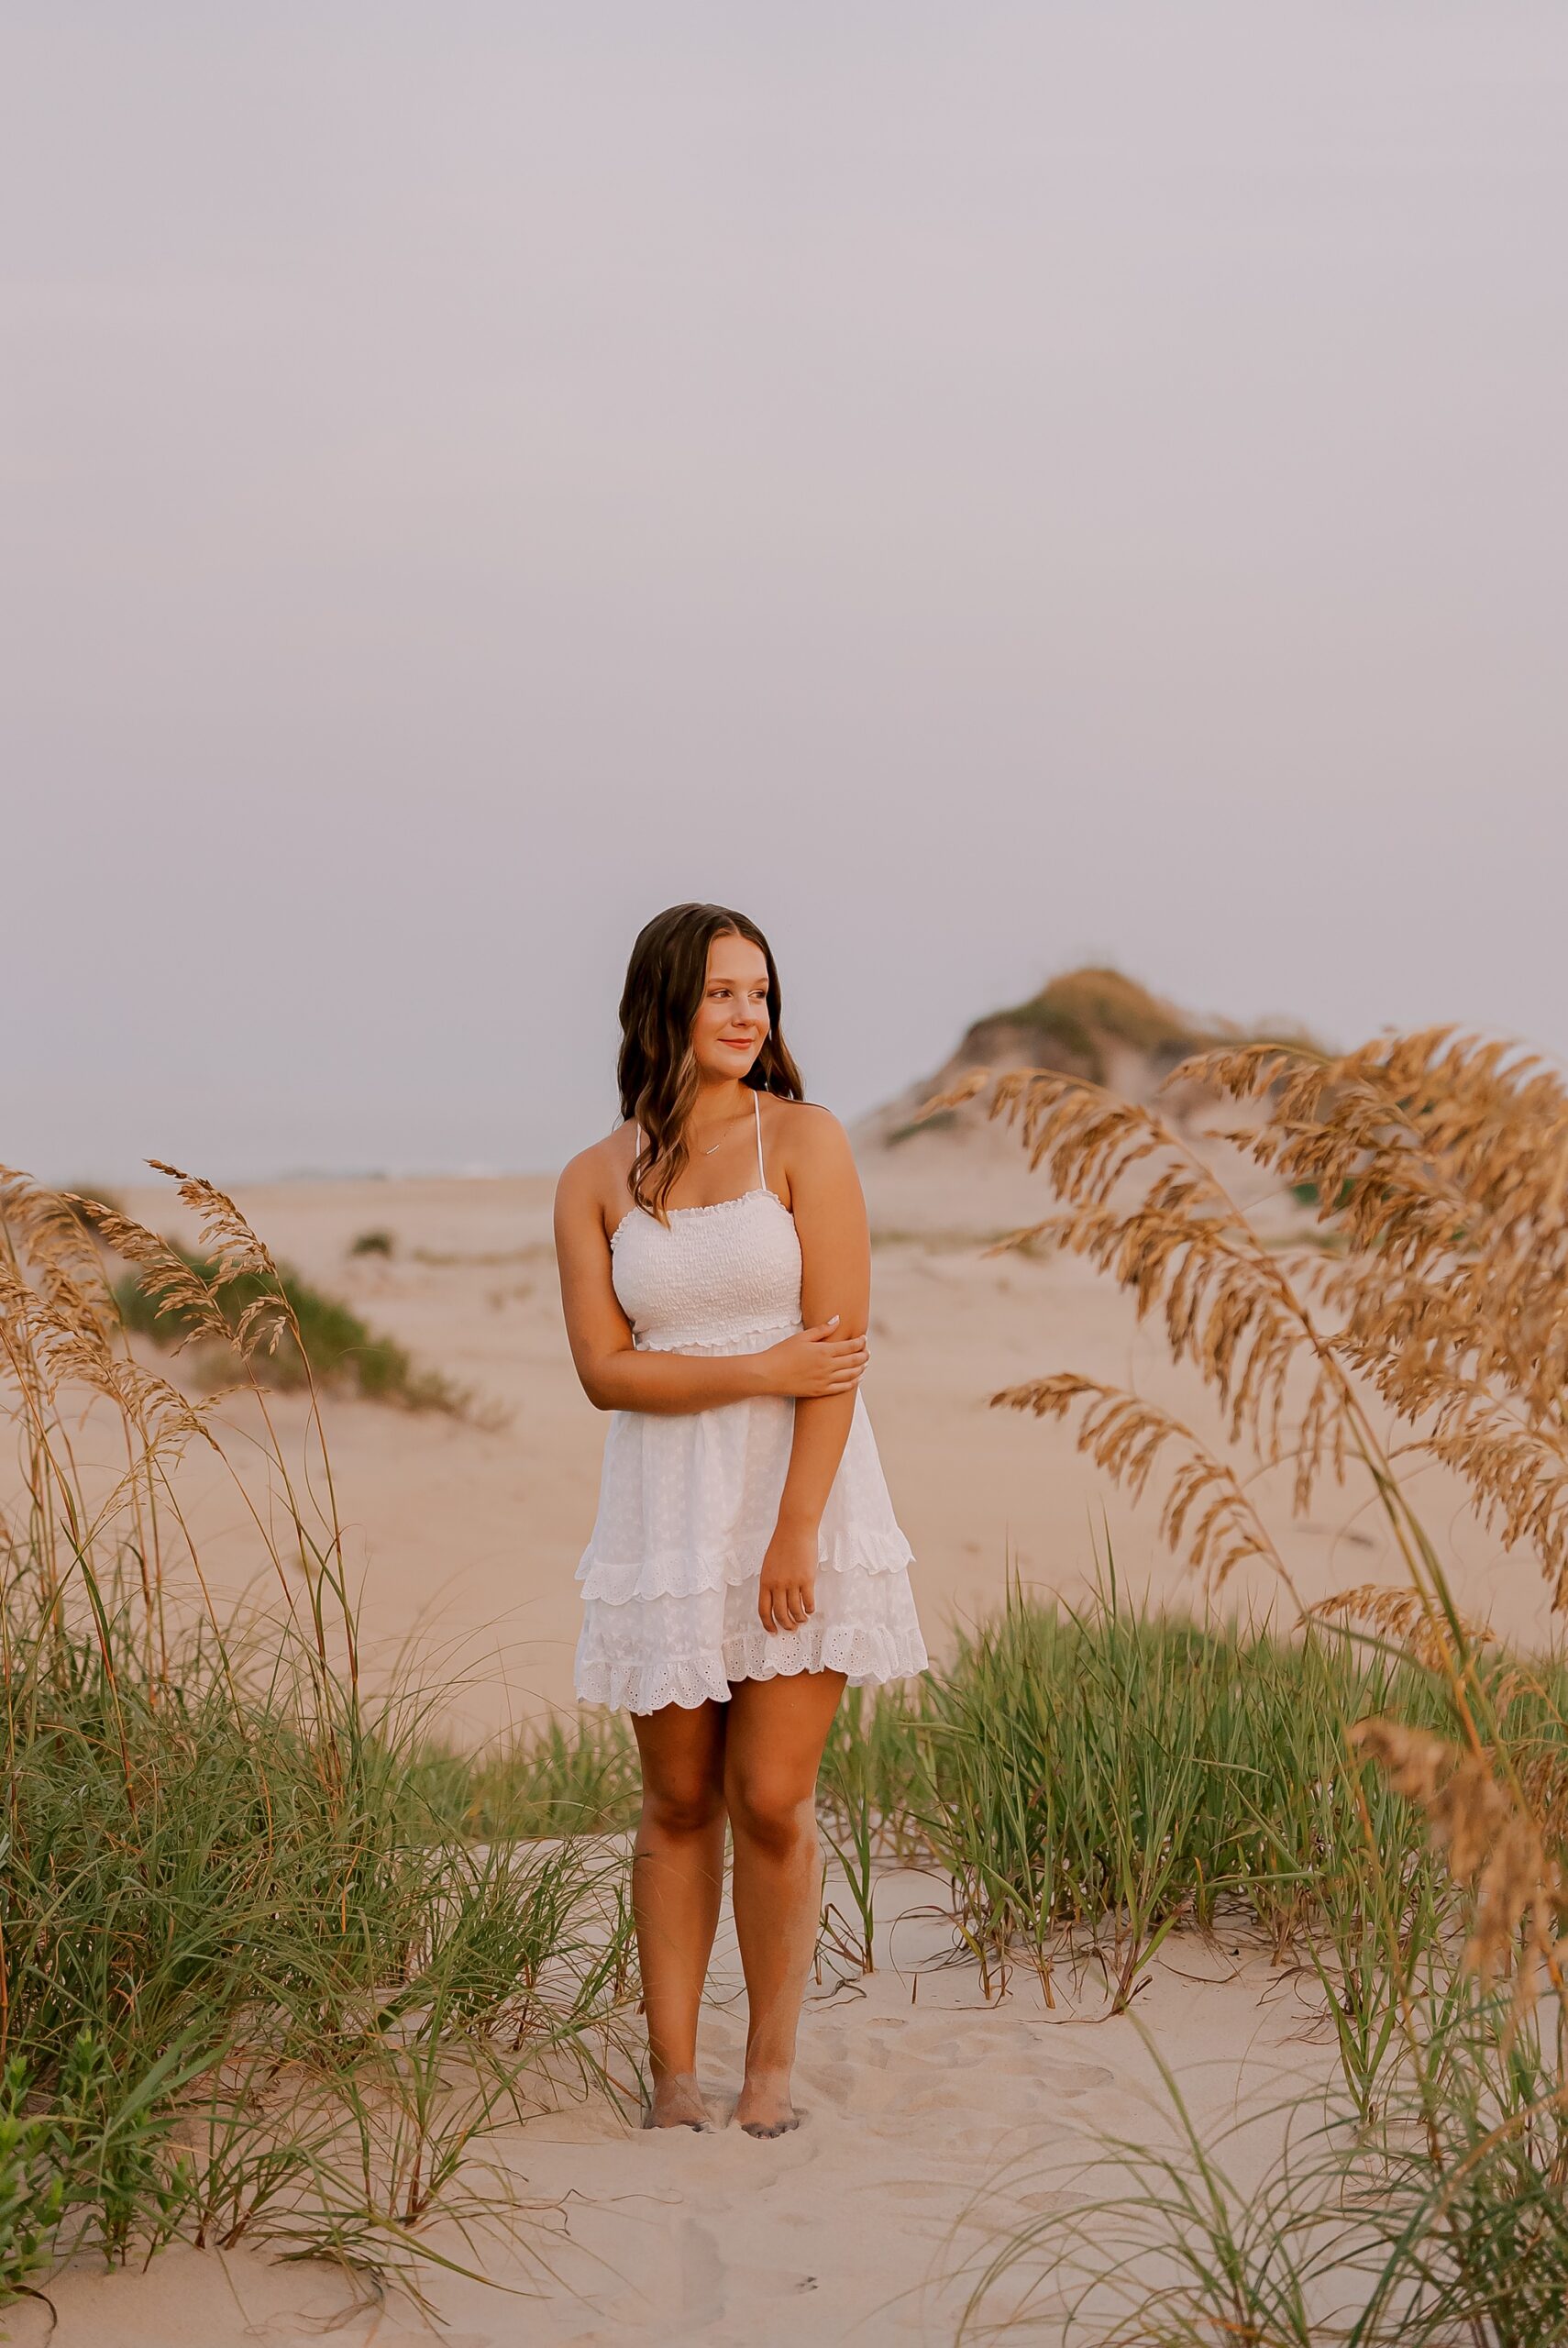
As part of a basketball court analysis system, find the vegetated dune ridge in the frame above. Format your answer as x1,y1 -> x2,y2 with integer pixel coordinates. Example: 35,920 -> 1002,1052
855,962 -> 1316,1221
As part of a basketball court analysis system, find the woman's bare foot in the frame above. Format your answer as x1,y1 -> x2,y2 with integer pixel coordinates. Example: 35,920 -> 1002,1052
644,2071 -> 713,2131
734,2066 -> 799,2138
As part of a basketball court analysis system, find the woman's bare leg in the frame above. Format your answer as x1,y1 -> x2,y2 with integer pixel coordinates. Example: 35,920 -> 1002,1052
630,1700 -> 729,2128
723,1668 -> 846,2136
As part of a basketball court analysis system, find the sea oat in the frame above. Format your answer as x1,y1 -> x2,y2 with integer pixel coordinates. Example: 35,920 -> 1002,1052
1308,1583 -> 1495,1674
992,1373 -> 1289,1589
1351,1718 -> 1562,2006
146,1162 -> 280,1285
967,1023 -> 1568,2021
958,1026 -> 1568,1609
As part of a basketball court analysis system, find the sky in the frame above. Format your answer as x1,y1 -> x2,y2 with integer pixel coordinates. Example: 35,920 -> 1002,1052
6,4 -> 1566,1182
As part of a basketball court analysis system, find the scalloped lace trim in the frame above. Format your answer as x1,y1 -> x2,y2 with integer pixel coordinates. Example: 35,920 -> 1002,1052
634,1317 -> 799,1357
574,1621 -> 930,1714
576,1528 -> 915,1605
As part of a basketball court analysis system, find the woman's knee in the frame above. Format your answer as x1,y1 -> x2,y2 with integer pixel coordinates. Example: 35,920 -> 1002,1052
641,1769 -> 724,1840
726,1767 -> 815,1858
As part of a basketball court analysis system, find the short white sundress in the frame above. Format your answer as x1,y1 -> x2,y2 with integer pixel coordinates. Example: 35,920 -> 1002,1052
573,1097 -> 929,1714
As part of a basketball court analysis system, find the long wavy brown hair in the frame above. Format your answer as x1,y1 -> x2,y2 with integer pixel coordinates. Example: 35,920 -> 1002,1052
617,903 -> 804,1223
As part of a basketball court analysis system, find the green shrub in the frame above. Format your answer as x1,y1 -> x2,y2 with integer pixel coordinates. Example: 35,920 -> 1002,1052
116,1244 -> 463,1411
348,1227 -> 396,1257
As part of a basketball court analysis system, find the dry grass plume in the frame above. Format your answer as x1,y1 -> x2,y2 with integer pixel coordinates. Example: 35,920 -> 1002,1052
928,1024 -> 1568,1993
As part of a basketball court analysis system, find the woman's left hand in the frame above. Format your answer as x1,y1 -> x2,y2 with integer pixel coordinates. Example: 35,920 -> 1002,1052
757,1521 -> 817,1634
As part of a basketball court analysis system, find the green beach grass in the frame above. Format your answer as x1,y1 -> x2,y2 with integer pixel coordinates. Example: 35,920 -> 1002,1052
0,1165 -> 629,2301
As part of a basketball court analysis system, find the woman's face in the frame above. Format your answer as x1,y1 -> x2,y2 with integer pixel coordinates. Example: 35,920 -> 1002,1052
690,932 -> 771,1086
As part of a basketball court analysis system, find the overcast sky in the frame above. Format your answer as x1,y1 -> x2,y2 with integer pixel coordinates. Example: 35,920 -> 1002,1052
6,5 -> 1566,1181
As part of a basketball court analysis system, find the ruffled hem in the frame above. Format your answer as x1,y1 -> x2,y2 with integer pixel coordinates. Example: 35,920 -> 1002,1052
635,1318 -> 799,1356
574,1621 -> 930,1714
575,1523 -> 915,1605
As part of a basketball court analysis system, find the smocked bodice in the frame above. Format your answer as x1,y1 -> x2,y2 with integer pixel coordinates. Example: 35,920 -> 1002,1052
611,1189 -> 802,1354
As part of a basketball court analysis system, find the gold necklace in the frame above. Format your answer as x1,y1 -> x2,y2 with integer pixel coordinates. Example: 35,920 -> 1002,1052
691,1105 -> 751,1157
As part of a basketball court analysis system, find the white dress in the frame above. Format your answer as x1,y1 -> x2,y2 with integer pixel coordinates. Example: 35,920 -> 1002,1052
573,1098 -> 929,1714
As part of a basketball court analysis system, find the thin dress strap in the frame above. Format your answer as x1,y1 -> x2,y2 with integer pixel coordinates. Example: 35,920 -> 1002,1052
753,1092 -> 765,1190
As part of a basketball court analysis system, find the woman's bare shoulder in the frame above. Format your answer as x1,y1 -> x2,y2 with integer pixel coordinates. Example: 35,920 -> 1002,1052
765,1094 -> 847,1135
555,1125 -> 637,1219
762,1096 -> 855,1174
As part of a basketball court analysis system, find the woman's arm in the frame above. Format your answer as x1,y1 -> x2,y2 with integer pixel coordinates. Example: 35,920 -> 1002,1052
756,1111 -> 870,1634
553,1151 -> 867,1416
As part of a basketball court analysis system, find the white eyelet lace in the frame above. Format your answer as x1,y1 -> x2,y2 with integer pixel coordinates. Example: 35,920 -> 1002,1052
575,1159 -> 926,1716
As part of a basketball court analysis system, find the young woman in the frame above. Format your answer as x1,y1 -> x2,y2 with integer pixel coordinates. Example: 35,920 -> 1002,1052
555,903 -> 927,2136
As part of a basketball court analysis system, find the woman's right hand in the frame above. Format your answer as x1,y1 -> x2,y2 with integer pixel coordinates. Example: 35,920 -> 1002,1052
759,1317 -> 868,1399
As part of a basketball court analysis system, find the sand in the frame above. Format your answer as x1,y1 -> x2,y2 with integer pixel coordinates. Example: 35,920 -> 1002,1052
8,1139 -> 1545,2340
15,1864 -> 1339,2347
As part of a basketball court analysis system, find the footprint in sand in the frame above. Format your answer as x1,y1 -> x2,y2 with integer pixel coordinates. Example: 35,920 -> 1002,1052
904,2036 -> 1116,2100
675,2214 -> 727,2328
1012,2186 -> 1087,2214
901,2072 -> 1046,2116
798,2059 -> 856,2105
890,2077 -> 1101,2152
847,2070 -> 915,2119
904,2040 -> 993,2068
1035,2058 -> 1116,2097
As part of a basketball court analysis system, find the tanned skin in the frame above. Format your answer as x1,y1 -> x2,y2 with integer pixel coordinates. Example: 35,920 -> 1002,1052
555,932 -> 871,2132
